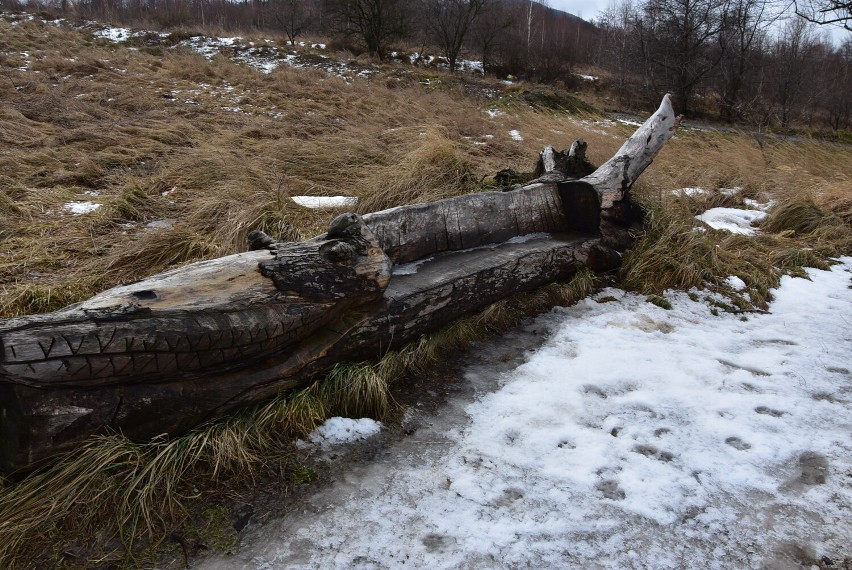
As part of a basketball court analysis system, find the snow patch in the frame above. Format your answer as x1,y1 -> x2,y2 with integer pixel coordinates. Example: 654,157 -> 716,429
744,197 -> 776,212
696,207 -> 767,234
506,232 -> 550,244
617,118 -> 643,127
672,187 -> 708,197
63,201 -> 101,215
92,26 -> 130,42
393,257 -> 434,276
509,129 -> 523,141
291,196 -> 358,209
725,275 -> 747,291
307,417 -> 382,448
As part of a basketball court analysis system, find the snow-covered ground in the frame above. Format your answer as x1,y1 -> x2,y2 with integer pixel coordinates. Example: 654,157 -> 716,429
197,258 -> 852,570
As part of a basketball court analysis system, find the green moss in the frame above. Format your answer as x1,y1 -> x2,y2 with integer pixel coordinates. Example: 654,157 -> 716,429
289,464 -> 318,487
185,506 -> 239,553
647,295 -> 672,310
711,299 -> 737,313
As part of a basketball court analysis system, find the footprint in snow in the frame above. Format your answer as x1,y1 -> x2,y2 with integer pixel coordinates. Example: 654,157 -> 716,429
811,392 -> 840,403
781,451 -> 829,493
489,487 -> 525,508
725,436 -> 751,450
798,451 -> 828,485
753,338 -> 798,347
755,405 -> 785,417
422,533 -> 456,553
596,479 -> 626,500
718,359 -> 771,377
583,382 -> 639,399
632,444 -> 675,462
583,385 -> 608,399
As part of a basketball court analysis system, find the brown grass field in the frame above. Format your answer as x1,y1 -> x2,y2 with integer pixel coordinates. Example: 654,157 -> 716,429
0,11 -> 851,568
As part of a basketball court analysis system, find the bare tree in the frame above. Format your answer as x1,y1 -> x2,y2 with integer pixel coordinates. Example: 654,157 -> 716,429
597,0 -> 644,94
469,0 -> 517,71
270,0 -> 313,44
716,0 -> 777,121
425,0 -> 487,72
327,0 -> 412,58
818,37 -> 852,129
638,0 -> 727,113
767,16 -> 819,127
795,0 -> 851,31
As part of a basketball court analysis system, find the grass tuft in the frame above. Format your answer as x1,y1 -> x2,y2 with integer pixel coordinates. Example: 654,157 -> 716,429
310,362 -> 399,419
356,127 -> 480,213
620,186 -> 851,309
0,386 -> 327,566
103,225 -> 220,281
0,280 -> 97,318
109,183 -> 155,222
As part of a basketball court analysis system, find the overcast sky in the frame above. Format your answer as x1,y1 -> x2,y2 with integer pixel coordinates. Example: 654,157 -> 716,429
548,0 -> 849,45
547,0 -> 611,23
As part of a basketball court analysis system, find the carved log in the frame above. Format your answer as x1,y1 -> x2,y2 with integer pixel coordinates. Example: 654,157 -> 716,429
582,93 -> 680,210
0,96 -> 679,474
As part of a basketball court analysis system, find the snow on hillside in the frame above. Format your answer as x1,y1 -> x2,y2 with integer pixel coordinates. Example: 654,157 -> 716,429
197,258 -> 852,570
23,15 -> 492,81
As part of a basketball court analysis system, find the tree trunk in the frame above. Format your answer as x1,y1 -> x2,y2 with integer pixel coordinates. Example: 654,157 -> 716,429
0,96 -> 679,474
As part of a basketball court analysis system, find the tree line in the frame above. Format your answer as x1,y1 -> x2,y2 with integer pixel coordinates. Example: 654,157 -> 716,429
595,0 -> 850,129
6,0 -> 851,130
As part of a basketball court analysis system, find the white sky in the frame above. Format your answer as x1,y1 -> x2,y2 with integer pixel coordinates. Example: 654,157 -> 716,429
548,0 -> 610,22
548,0 -> 849,46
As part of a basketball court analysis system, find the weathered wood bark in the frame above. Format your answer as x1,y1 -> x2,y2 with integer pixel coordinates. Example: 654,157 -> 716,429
0,96 -> 679,474
581,94 -> 679,209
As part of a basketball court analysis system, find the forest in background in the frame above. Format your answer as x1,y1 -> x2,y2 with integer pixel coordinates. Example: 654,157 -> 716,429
1,0 -> 850,131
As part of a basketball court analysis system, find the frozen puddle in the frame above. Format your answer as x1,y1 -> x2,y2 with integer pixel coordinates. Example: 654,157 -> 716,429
196,259 -> 852,569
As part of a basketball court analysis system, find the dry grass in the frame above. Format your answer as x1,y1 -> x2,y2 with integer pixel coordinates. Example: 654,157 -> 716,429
620,134 -> 852,308
0,390 -> 326,567
1,15 -> 579,316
